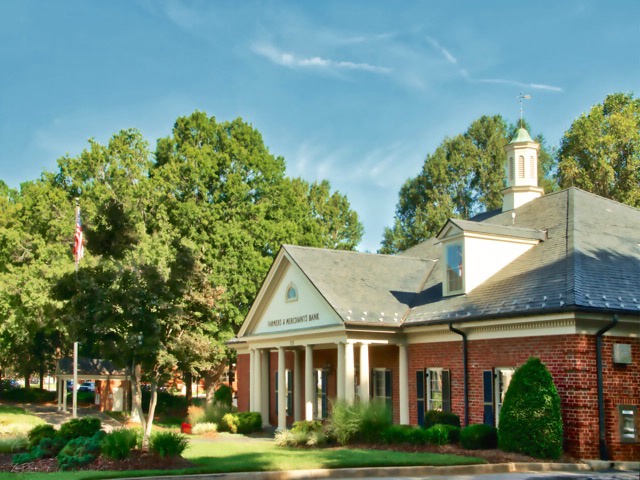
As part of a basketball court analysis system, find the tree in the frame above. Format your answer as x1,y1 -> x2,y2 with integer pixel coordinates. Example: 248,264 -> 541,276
497,357 -> 563,459
557,92 -> 640,207
380,116 -> 555,254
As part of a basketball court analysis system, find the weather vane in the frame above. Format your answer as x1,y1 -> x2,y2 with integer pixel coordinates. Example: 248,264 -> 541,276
518,93 -> 531,128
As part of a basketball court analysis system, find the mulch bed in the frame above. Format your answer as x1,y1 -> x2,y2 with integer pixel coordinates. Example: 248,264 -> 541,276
0,451 -> 194,473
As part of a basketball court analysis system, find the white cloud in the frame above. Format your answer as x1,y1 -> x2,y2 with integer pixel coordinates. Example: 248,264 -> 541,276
474,77 -> 563,92
426,36 -> 458,64
252,43 -> 391,74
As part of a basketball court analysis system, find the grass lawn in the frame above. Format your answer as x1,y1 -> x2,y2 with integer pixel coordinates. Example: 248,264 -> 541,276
0,438 -> 486,480
0,405 -> 45,436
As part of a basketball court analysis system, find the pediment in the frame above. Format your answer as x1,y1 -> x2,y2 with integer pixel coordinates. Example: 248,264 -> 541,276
238,249 -> 344,338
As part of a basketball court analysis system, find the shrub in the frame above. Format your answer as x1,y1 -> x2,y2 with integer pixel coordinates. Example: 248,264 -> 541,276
202,401 -> 233,425
498,357 -> 563,459
214,384 -> 233,407
12,452 -> 35,464
2,388 -> 56,403
149,431 -> 188,458
58,417 -> 102,441
220,412 -> 262,434
291,420 -> 323,435
31,436 -> 67,459
460,424 -> 498,449
28,424 -> 56,448
440,424 -> 460,444
142,390 -> 188,416
360,400 -> 392,443
192,422 -> 217,435
325,401 -> 362,446
187,405 -> 206,425
101,428 -> 139,460
57,434 -> 103,470
410,427 -> 430,445
381,425 -> 415,445
424,410 -> 461,428
306,430 -> 327,447
426,424 -> 455,445
0,435 -> 29,454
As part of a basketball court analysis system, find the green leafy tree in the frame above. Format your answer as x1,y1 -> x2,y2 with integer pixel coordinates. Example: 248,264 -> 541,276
380,116 -> 555,254
557,92 -> 640,207
497,357 -> 563,459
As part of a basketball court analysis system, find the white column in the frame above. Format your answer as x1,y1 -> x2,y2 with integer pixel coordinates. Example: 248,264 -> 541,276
399,344 -> 409,425
293,350 -> 302,422
277,347 -> 286,431
252,349 -> 262,412
63,379 -> 68,413
249,349 -> 255,411
359,343 -> 370,403
336,342 -> 345,400
260,350 -> 269,426
72,341 -> 78,418
305,344 -> 314,421
345,342 -> 355,404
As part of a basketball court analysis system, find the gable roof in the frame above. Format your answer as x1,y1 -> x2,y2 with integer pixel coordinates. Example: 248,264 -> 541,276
283,245 -> 433,326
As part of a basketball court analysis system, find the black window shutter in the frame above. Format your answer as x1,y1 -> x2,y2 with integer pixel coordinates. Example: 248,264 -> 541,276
416,370 -> 425,427
286,370 -> 293,415
442,369 -> 451,413
483,370 -> 494,426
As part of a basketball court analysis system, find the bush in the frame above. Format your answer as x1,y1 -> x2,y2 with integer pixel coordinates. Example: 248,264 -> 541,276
2,388 -> 56,403
306,430 -> 327,447
141,390 -> 188,416
498,357 -> 563,459
202,401 -> 233,425
57,434 -> 103,470
381,425 -> 415,445
12,452 -> 35,464
274,429 -> 308,447
0,435 -> 29,454
325,401 -> 362,446
31,436 -> 67,459
291,420 -> 323,435
192,422 -> 217,435
28,424 -> 56,448
58,417 -> 102,441
214,384 -> 233,407
460,424 -> 497,449
220,412 -> 262,434
149,431 -> 188,458
425,424 -> 455,445
360,400 -> 392,443
187,405 -> 206,425
440,424 -> 460,444
424,410 -> 461,428
101,428 -> 139,460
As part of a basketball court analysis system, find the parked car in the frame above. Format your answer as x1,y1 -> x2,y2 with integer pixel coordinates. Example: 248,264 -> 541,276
0,379 -> 19,389
78,381 -> 95,392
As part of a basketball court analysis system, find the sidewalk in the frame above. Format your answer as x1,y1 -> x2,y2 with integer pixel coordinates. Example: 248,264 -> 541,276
19,402 -> 124,432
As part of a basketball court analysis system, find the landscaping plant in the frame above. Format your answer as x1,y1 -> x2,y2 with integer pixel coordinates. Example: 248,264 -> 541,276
57,432 -> 104,470
460,424 -> 498,450
101,428 -> 140,460
149,431 -> 189,458
57,417 -> 102,441
497,357 -> 563,459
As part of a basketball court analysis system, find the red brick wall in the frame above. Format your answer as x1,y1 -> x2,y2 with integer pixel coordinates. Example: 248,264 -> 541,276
236,353 -> 250,413
409,334 -> 640,461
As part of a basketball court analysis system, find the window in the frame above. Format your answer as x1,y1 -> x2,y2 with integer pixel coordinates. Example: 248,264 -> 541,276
509,157 -> 514,181
445,243 -> 464,294
372,369 -> 392,413
285,282 -> 298,302
518,156 -> 525,179
275,369 -> 294,416
427,369 -> 443,410
315,369 -> 328,419
529,156 -> 535,179
494,367 -> 514,426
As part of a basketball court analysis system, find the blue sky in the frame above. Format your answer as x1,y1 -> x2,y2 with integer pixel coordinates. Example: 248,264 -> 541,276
1,1 -> 638,252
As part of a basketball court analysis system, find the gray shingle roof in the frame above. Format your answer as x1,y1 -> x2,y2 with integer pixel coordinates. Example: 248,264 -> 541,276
283,245 -> 433,326
281,188 -> 640,328
56,358 -> 130,376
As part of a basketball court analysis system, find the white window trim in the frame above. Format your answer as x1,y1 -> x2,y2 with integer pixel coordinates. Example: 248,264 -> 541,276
372,368 -> 387,401
494,367 -> 515,427
444,242 -> 465,296
426,367 -> 443,411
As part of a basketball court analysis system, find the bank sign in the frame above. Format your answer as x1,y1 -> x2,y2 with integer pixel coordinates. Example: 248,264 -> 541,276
267,312 -> 320,328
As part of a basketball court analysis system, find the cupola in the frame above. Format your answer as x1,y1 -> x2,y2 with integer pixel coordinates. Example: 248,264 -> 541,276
501,127 -> 544,211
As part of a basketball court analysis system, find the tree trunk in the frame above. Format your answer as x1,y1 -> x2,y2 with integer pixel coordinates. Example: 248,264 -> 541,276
203,360 -> 226,404
130,362 -> 147,444
39,364 -> 45,391
143,381 -> 158,449
184,370 -> 193,405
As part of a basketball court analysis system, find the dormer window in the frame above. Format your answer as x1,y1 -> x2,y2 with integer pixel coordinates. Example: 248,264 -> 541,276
445,243 -> 464,294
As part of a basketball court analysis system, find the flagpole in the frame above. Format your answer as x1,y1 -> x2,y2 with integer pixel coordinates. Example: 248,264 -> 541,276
75,198 -> 80,274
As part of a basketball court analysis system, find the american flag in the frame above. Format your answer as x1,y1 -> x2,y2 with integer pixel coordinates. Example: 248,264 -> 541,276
74,204 -> 84,266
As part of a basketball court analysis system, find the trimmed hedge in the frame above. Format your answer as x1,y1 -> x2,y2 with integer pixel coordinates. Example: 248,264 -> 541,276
460,424 -> 497,449
58,417 -> 102,441
498,357 -> 563,459
424,410 -> 461,428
